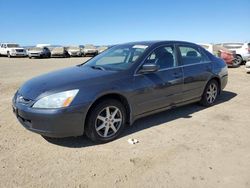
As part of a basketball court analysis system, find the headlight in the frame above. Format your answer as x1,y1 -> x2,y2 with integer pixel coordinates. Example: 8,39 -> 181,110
33,89 -> 79,109
11,49 -> 16,52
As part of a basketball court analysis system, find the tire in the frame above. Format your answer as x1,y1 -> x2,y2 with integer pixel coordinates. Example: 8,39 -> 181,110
7,52 -> 11,58
234,55 -> 243,66
231,59 -> 240,68
85,99 -> 126,143
200,79 -> 219,107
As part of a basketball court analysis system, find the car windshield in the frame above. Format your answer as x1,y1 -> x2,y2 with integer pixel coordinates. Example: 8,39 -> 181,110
30,47 -> 42,51
68,47 -> 79,50
7,44 -> 19,48
83,44 -> 148,71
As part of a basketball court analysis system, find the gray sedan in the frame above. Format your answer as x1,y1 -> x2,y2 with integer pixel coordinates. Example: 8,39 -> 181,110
28,47 -> 51,58
12,41 -> 228,143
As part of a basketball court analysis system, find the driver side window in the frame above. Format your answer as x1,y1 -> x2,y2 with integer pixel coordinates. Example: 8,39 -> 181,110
145,45 -> 176,69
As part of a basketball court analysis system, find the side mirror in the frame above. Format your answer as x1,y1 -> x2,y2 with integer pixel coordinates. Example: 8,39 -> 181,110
139,63 -> 159,74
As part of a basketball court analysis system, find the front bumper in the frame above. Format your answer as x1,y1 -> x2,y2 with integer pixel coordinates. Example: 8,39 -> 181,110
12,99 -> 89,138
10,52 -> 27,57
51,54 -> 65,57
69,52 -> 82,57
29,53 -> 42,57
84,50 -> 97,56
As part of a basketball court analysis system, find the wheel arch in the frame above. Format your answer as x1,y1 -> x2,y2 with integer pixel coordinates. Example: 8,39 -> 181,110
236,54 -> 242,58
205,76 -> 222,94
84,93 -> 132,132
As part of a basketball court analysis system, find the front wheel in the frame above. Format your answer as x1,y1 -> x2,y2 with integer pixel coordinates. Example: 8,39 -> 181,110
7,52 -> 11,58
85,99 -> 126,143
200,80 -> 219,107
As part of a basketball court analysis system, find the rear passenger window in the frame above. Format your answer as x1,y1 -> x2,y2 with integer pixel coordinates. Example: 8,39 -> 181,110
179,46 -> 209,65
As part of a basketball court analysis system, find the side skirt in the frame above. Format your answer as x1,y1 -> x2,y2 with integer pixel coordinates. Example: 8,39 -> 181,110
130,97 -> 201,125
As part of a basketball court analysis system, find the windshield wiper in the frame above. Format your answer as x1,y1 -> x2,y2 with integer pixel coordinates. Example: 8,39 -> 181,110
90,65 -> 106,71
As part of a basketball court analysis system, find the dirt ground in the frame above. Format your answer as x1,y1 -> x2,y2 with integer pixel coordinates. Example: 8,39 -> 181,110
0,57 -> 250,188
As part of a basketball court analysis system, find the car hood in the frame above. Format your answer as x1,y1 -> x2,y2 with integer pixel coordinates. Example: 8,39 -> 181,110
18,66 -> 119,100
68,49 -> 80,52
12,48 -> 25,50
29,50 -> 43,53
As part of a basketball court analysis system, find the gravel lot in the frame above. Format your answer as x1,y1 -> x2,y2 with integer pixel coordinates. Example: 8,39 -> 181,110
0,57 -> 250,188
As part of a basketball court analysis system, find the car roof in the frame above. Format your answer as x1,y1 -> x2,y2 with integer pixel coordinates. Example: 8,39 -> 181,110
120,40 -> 198,47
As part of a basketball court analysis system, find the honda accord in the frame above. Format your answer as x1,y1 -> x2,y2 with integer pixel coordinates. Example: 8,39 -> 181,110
12,41 -> 228,143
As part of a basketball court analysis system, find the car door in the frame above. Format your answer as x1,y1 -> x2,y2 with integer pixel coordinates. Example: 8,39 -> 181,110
132,45 -> 183,115
0,44 -> 3,54
0,44 -> 6,55
177,44 -> 212,101
3,44 -> 8,55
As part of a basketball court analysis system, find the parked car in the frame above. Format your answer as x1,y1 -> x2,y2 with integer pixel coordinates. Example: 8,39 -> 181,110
28,47 -> 51,59
12,41 -> 228,143
199,44 -> 237,67
245,58 -> 250,73
217,42 -> 250,65
0,43 -> 27,58
66,46 -> 82,57
82,44 -> 98,56
51,47 -> 69,58
97,46 -> 108,54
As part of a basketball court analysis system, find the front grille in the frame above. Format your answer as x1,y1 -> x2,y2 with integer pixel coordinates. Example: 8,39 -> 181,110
16,49 -> 24,52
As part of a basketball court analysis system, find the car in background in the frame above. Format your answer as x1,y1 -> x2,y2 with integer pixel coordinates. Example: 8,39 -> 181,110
51,47 -> 69,58
246,58 -> 250,73
199,44 -> 237,67
217,43 -> 250,65
82,44 -> 98,56
12,41 -> 228,143
28,47 -> 51,59
97,46 -> 108,54
66,46 -> 82,57
0,43 -> 27,58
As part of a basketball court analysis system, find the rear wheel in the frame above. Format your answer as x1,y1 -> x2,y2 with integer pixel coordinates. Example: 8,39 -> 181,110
234,55 -> 243,66
200,79 -> 219,107
232,59 -> 240,67
85,99 -> 126,143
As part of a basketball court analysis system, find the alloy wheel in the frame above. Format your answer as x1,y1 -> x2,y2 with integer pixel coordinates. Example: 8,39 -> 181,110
206,83 -> 218,104
95,106 -> 122,138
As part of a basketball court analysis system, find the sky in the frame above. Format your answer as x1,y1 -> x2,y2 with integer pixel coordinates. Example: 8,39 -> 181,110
0,0 -> 249,46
